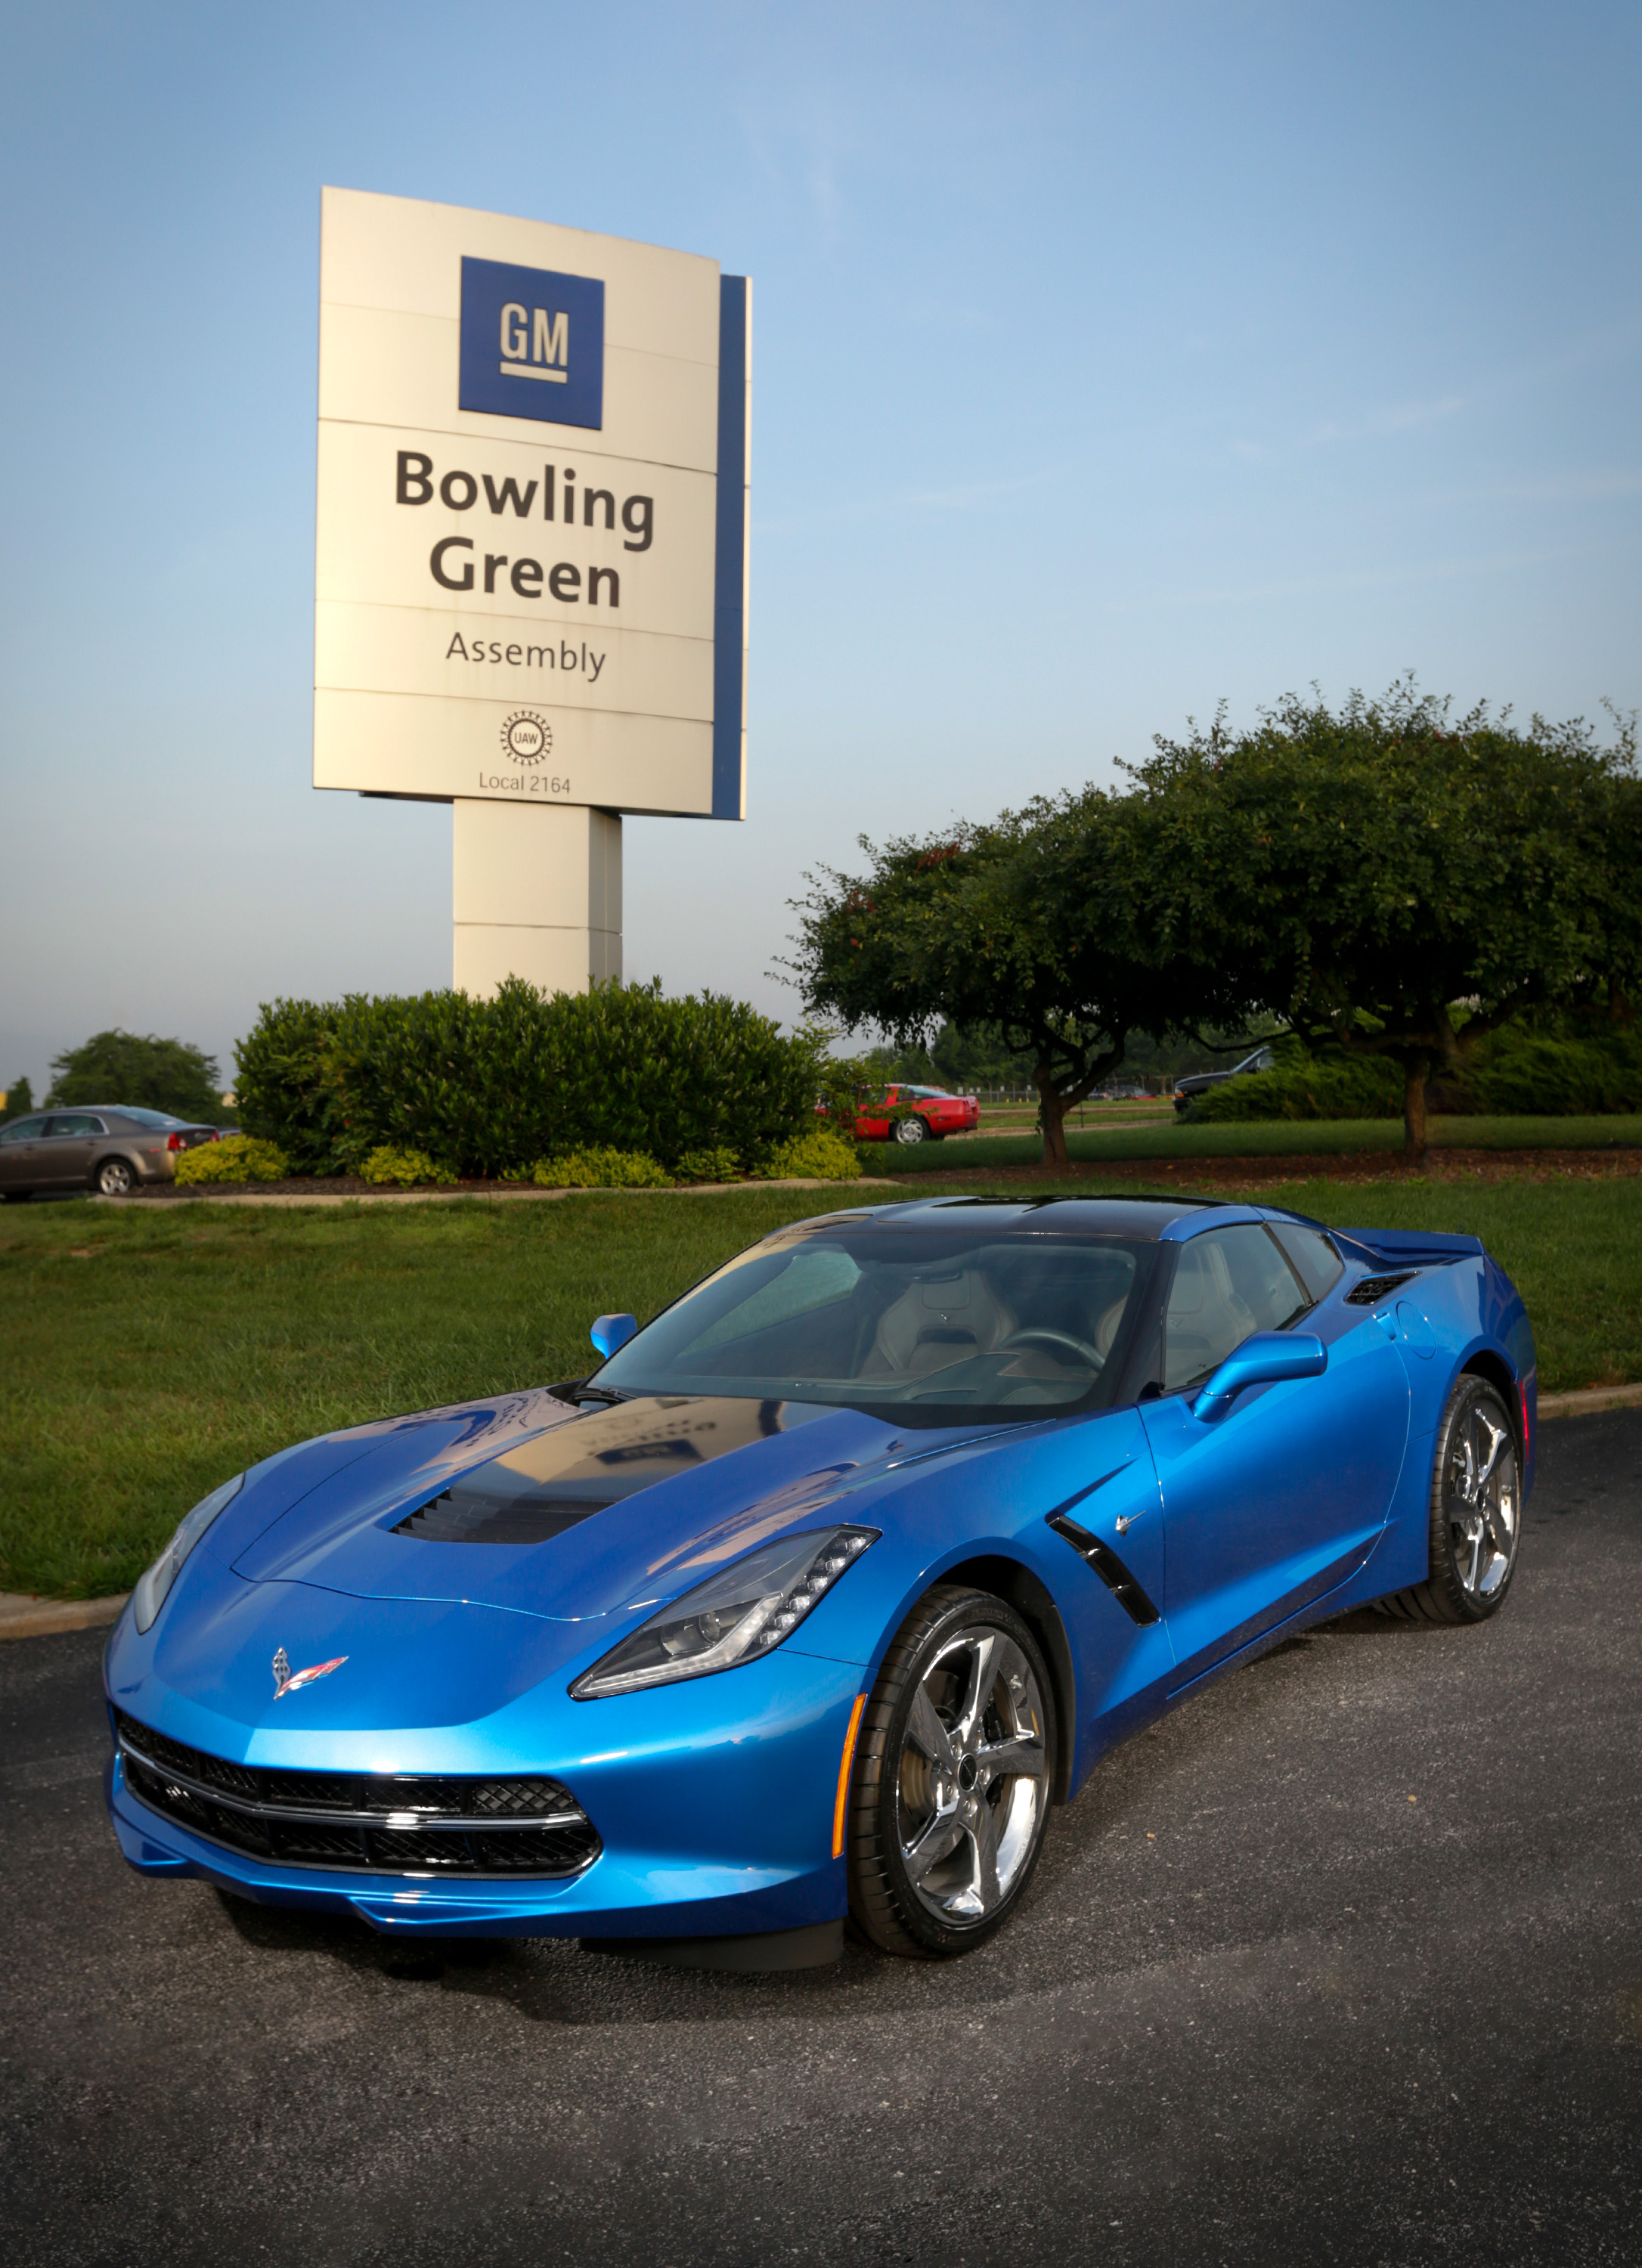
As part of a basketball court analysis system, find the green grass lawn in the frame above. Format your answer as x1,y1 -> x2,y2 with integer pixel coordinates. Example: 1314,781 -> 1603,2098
2,1176 -> 1637,1600
872,1113 -> 1642,1170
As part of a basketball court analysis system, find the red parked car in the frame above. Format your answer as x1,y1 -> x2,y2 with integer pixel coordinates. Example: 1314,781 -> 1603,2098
850,1083 -> 980,1147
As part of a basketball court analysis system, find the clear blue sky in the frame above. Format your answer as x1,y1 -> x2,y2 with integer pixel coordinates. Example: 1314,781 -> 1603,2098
2,1 -> 1637,1095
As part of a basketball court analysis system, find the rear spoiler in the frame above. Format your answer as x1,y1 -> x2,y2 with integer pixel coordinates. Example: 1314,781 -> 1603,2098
1334,1226 -> 1484,1267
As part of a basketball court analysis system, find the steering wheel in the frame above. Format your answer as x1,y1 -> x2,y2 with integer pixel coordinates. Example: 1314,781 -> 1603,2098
997,1327 -> 1104,1371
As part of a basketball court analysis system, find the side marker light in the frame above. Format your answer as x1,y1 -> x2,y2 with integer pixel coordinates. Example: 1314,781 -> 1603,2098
832,1693 -> 867,1860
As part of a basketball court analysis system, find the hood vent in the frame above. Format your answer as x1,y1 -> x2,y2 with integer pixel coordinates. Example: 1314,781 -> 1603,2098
392,1486 -> 613,1545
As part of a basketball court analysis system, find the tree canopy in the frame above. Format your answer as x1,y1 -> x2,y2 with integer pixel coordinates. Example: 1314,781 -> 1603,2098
792,791 -> 1252,1166
792,682 -> 1636,1163
1135,684 -> 1637,1152
47,1030 -> 223,1122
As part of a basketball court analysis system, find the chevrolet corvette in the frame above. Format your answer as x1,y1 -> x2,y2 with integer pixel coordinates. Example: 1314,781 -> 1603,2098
104,1194 -> 1533,1967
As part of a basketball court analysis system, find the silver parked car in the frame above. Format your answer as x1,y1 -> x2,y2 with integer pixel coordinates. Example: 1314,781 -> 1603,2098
0,1106 -> 218,1199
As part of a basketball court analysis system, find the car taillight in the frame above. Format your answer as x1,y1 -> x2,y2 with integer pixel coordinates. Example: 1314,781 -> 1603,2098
166,1132 -> 184,1151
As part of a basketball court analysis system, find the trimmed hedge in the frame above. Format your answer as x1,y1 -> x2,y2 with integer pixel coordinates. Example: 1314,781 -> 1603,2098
1185,1022 -> 1642,1122
235,979 -> 825,1179
173,1133 -> 289,1184
1186,1046 -> 1402,1122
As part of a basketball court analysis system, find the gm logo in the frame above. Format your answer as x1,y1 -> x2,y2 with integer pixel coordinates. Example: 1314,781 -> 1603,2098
458,256 -> 605,429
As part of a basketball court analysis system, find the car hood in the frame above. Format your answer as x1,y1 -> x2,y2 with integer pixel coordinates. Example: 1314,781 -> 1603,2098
222,1393 -> 952,1623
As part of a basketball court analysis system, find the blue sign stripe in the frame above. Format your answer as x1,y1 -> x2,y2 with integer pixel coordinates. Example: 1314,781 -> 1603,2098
712,277 -> 749,820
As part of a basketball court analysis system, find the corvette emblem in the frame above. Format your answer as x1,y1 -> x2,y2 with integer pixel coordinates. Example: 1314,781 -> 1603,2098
271,1646 -> 348,1698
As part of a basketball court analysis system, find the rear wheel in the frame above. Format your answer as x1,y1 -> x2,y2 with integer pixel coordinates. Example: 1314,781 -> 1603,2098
892,1114 -> 928,1146
848,1586 -> 1055,1957
95,1156 -> 136,1197
1378,1375 -> 1522,1624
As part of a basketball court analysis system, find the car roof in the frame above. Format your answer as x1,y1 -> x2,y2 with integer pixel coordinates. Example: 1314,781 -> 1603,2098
773,1194 -> 1281,1242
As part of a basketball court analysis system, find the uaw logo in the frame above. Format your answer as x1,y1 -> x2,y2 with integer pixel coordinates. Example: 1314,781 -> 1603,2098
458,256 -> 605,430
501,711 -> 552,764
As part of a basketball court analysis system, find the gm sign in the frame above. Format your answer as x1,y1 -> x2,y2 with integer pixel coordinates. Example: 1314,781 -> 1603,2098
458,256 -> 605,429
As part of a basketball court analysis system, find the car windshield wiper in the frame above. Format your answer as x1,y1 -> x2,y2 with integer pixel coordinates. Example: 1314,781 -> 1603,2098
547,1380 -> 631,1408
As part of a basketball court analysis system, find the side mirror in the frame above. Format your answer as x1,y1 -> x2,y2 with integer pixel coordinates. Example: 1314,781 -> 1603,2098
1194,1331 -> 1326,1423
590,1312 -> 638,1361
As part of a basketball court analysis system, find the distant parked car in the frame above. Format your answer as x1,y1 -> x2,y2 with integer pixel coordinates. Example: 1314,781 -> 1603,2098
848,1084 -> 981,1147
1173,1048 -> 1276,1114
0,1106 -> 219,1199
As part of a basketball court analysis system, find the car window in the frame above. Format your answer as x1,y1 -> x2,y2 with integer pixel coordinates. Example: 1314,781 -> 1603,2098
1269,1222 -> 1344,1304
598,1229 -> 1157,1424
0,1116 -> 48,1143
111,1105 -> 187,1128
45,1114 -> 105,1137
1163,1225 -> 1310,1393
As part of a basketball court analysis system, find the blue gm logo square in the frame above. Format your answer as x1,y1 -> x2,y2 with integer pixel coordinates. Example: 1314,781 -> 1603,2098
458,256 -> 605,429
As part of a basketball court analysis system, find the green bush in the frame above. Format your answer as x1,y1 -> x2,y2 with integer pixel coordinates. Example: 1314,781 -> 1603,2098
359,1145 -> 457,1188
1451,1024 -> 1642,1115
529,1147 -> 671,1188
676,1145 -> 744,1182
234,999 -> 345,1173
1185,1046 -> 1402,1122
235,979 -> 823,1178
1182,1018 -> 1642,1121
752,1126 -> 863,1181
173,1134 -> 290,1185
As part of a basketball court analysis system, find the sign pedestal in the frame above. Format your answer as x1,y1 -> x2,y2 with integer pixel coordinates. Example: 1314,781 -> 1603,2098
452,798 -> 621,999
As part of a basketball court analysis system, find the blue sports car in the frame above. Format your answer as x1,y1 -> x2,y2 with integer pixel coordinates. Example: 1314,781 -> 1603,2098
104,1196 -> 1533,1967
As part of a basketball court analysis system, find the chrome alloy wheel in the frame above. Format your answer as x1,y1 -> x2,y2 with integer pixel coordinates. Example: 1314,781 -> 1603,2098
895,1625 -> 1048,1925
1444,1398 -> 1520,1600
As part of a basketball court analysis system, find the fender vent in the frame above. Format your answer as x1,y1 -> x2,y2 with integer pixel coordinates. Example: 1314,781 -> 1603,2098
1046,1514 -> 1160,1625
1346,1270 -> 1417,1306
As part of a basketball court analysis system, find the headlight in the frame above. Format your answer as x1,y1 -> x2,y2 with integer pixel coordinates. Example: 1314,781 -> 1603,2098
132,1473 -> 244,1633
571,1525 -> 878,1699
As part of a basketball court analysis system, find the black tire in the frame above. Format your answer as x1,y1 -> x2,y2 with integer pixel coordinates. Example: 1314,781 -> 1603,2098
847,1585 -> 1056,1958
1377,1374 -> 1523,1625
2,1189 -> 32,1204
95,1156 -> 136,1198
892,1114 -> 928,1146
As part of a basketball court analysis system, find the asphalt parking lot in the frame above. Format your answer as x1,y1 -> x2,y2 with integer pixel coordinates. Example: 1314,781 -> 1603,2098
4,1411 -> 1639,2268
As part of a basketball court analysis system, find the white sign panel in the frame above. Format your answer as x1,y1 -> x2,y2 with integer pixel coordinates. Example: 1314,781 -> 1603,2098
314,188 -> 749,818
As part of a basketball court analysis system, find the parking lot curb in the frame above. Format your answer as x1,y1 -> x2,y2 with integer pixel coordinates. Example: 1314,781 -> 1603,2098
0,1591 -> 129,1641
1538,1381 -> 1642,1421
89,1176 -> 900,1209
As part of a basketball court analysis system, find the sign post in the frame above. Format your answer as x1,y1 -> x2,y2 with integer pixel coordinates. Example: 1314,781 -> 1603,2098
314,188 -> 750,993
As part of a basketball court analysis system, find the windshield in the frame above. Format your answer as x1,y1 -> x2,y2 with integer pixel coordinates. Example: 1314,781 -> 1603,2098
595,1228 -> 1157,1424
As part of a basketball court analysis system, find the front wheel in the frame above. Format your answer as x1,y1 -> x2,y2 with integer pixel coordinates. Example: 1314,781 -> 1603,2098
1378,1374 -> 1522,1624
847,1586 -> 1055,1957
892,1114 -> 928,1146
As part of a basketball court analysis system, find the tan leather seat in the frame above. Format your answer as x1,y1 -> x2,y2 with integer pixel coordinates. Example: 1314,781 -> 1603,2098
863,1269 -> 1018,1378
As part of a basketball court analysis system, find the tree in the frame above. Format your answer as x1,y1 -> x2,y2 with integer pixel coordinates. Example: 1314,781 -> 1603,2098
2,1075 -> 34,1123
792,793 -> 1248,1168
47,1030 -> 222,1122
1134,683 -> 1634,1157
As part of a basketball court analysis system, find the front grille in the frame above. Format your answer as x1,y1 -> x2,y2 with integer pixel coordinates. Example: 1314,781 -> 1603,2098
113,1709 -> 601,1879
1346,1270 -> 1417,1306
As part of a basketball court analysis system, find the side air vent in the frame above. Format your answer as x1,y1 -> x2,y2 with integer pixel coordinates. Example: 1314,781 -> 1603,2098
392,1489 -> 611,1545
1345,1270 -> 1417,1306
1046,1514 -> 1160,1625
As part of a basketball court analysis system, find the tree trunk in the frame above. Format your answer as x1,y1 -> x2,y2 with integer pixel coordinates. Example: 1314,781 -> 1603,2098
1403,1060 -> 1429,1162
1038,1080 -> 1070,1171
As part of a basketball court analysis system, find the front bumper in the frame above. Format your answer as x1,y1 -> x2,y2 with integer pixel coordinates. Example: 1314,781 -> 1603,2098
103,1646 -> 864,1941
